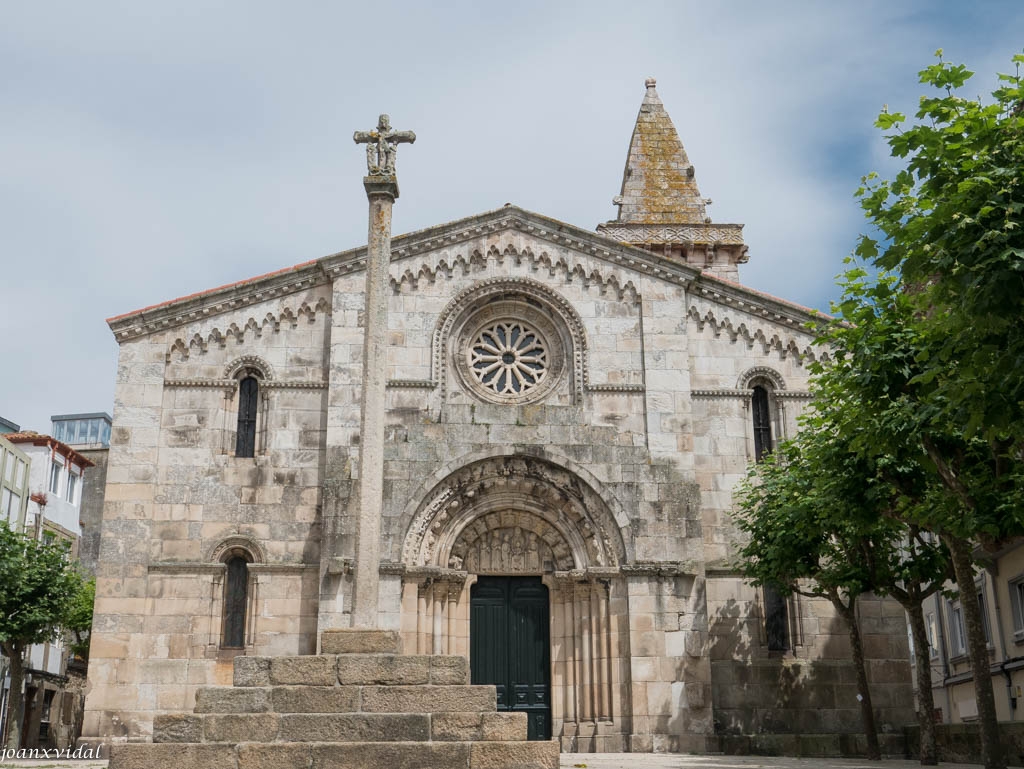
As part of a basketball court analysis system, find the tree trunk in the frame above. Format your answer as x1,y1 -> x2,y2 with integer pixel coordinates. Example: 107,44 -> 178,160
2,641 -> 25,751
945,534 -> 1005,769
833,596 -> 881,760
905,599 -> 939,764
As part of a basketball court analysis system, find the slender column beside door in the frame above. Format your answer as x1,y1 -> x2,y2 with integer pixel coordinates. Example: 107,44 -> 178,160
351,115 -> 415,627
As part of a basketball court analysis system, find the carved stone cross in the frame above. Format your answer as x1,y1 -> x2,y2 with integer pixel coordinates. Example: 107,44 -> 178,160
353,114 -> 416,177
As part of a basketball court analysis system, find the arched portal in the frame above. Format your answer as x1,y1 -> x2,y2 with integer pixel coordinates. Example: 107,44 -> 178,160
401,453 -> 627,571
398,454 -> 631,749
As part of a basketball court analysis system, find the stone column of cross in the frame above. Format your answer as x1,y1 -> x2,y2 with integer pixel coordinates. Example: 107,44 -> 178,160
349,114 -> 415,628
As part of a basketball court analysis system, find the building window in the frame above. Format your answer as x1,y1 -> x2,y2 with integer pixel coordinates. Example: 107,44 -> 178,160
48,460 -> 62,495
926,611 -> 939,659
1010,577 -> 1024,642
948,600 -> 967,657
469,320 -> 549,397
222,555 -> 250,648
977,585 -> 992,646
65,472 -> 78,504
1,489 -> 19,524
235,376 -> 259,458
751,385 -> 773,461
764,583 -> 790,651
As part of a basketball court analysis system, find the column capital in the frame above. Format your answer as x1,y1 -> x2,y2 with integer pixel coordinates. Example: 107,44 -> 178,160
363,176 -> 399,200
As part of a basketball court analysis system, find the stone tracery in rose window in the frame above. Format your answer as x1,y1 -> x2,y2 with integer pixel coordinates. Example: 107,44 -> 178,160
469,321 -> 548,396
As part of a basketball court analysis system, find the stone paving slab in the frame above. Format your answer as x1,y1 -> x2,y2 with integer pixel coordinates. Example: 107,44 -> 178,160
559,755 -> 983,769
0,753 -> 988,769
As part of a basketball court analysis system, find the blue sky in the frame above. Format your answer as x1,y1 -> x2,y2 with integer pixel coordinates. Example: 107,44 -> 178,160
2,1 -> 1022,432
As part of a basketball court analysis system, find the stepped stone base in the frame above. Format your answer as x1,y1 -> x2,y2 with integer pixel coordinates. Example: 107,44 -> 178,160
109,630 -> 558,769
110,740 -> 559,769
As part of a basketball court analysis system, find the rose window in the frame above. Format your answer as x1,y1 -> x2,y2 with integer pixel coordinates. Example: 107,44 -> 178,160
469,321 -> 548,396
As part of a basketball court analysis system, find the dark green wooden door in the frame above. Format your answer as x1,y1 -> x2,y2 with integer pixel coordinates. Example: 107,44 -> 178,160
470,576 -> 551,740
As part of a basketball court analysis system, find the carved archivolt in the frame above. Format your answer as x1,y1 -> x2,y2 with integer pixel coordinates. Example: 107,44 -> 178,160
390,243 -> 641,305
167,297 -> 331,362
686,304 -> 823,363
737,366 -> 786,391
224,355 -> 274,381
208,535 -> 266,564
434,278 -> 587,402
402,455 -> 627,573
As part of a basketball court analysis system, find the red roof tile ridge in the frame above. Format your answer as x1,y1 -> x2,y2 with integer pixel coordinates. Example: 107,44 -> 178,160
106,257 -> 321,323
5,432 -> 96,468
699,271 -> 832,320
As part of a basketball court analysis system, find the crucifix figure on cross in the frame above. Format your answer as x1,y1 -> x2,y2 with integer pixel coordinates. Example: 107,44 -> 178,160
353,114 -> 416,177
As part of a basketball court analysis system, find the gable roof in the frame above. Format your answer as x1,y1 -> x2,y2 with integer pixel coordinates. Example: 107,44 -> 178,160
5,432 -> 95,469
107,204 -> 827,343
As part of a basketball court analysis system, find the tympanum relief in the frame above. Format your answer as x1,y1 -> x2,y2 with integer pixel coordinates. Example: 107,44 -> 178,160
448,515 -> 575,573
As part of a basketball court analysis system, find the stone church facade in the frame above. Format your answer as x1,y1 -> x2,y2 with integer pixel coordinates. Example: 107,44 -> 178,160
83,79 -> 913,754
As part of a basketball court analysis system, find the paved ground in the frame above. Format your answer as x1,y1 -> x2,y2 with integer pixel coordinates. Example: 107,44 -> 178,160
0,753 -> 989,769
559,756 -> 983,769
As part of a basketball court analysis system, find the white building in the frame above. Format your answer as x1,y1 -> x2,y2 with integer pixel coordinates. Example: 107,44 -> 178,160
3,431 -> 92,749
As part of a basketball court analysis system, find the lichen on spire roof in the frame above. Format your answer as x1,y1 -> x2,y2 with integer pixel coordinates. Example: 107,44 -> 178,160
614,77 -> 708,225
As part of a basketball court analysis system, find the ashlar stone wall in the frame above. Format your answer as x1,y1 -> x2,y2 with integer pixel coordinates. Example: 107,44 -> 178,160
316,232 -> 714,752
85,286 -> 332,743
84,214 -> 914,754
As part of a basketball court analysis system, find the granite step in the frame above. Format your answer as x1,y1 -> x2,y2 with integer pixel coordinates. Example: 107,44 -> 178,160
192,683 -> 495,715
154,711 -> 528,744
110,739 -> 558,769
232,653 -> 468,687
120,632 -> 552,768
320,628 -> 401,654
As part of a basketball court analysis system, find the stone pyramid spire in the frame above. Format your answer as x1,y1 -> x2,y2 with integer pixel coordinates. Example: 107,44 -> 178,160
615,77 -> 707,225
598,78 -> 748,281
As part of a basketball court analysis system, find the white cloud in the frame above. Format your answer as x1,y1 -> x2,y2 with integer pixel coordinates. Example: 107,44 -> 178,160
1,1 -> 1022,430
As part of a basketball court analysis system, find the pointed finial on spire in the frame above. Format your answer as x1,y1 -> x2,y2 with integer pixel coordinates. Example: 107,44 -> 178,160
645,76 -> 657,89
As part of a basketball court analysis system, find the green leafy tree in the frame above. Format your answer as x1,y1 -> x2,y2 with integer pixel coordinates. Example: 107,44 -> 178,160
65,577 -> 95,662
808,52 -> 1024,769
820,263 -> 1010,766
0,523 -> 84,751
809,370 -> 953,765
860,52 -> 1024,450
736,379 -> 953,764
734,430 -> 882,760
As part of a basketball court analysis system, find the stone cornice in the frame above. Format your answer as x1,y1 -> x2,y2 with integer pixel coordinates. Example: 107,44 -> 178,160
691,389 -> 752,398
705,566 -> 745,578
247,563 -> 318,574
110,268 -> 329,343
690,274 -> 828,332
164,378 -> 328,390
164,379 -> 237,389
587,383 -> 645,393
619,561 -> 697,578
595,221 -> 744,246
262,381 -> 329,390
386,379 -> 437,389
691,388 -> 812,399
109,205 -> 828,344
148,562 -> 226,574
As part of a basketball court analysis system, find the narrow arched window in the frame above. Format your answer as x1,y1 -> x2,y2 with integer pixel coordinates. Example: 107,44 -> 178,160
236,376 -> 259,458
751,385 -> 773,462
222,555 -> 249,648
764,583 -> 789,651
